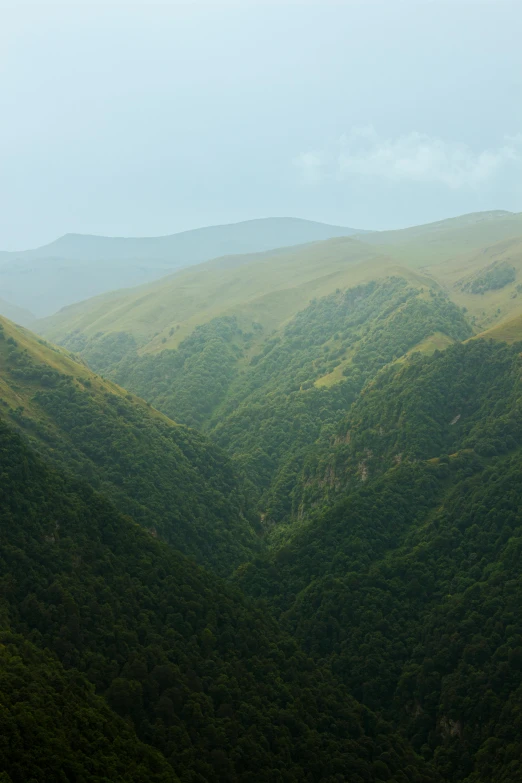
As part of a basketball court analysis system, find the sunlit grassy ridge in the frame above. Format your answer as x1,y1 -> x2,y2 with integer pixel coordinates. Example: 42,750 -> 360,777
37,210 -> 522,353
38,238 -> 430,351
0,217 -> 363,317
474,311 -> 522,343
363,212 -> 522,332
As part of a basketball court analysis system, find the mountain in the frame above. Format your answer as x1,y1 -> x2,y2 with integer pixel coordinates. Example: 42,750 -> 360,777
36,266 -> 469,524
38,210 -> 522,352
236,339 -> 522,783
0,316 -> 259,575
0,414 -> 436,783
0,296 -> 35,327
7,215 -> 522,780
39,210 -> 522,528
34,210 -> 522,525
361,211 -> 522,334
0,217 -> 364,263
38,235 -> 395,347
361,210 -> 521,258
0,217 -> 363,317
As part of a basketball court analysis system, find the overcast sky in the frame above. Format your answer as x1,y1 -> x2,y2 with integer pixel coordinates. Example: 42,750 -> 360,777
1,1 -> 521,248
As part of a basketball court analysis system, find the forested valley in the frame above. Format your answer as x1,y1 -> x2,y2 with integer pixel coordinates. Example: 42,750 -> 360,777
3,212 -> 522,782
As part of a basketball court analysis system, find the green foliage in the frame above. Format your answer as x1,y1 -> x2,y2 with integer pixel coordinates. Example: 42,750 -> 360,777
73,278 -> 470,527
0,631 -> 176,782
0,327 -> 260,576
236,340 -> 522,783
0,419 -> 435,783
11,276 -> 522,782
64,329 -> 138,374
109,316 -> 245,428
460,262 -> 516,295
209,279 -> 470,521
295,339 -> 522,513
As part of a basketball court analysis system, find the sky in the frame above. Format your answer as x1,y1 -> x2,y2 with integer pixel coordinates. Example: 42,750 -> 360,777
1,0 -> 521,248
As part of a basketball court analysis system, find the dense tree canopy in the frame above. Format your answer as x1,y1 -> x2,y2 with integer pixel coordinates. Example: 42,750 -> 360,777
0,418 -> 435,782
0,321 -> 260,575
3,278 -> 522,781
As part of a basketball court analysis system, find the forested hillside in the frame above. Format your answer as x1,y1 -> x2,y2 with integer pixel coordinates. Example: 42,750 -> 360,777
0,316 -> 259,575
236,340 -> 522,783
34,213 -> 522,522
0,417 -> 435,783
6,212 -> 522,781
63,277 -> 470,523
0,631 -> 176,783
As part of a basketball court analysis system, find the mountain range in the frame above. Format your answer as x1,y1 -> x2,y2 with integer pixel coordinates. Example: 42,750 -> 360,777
2,209 -> 522,781
0,217 -> 363,318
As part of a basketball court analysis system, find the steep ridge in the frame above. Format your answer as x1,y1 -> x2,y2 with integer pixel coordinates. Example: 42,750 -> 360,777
294,338 -> 521,512
236,339 -> 522,783
361,210 -> 521,259
37,236 -> 395,347
56,278 -> 470,524
0,217 -> 363,317
0,416 -> 437,783
0,316 -> 259,575
207,279 -> 470,522
360,213 -> 522,333
37,210 -> 522,350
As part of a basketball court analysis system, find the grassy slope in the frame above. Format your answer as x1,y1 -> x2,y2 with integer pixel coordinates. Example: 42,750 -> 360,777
362,212 -> 522,332
361,210 -> 521,260
0,316 -> 260,575
474,310 -> 522,343
2,218 -> 364,318
38,238 -> 430,351
37,211 -> 522,354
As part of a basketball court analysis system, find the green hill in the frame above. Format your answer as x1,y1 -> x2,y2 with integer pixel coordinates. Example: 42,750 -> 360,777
0,217 -> 363,317
236,339 -> 522,783
37,210 -> 522,350
8,217 -> 522,781
361,211 -> 522,333
38,276 -> 469,529
34,209 -> 522,533
473,310 -> 522,343
361,210 -> 521,260
38,236 -> 401,348
0,316 -> 259,575
0,415 -> 436,783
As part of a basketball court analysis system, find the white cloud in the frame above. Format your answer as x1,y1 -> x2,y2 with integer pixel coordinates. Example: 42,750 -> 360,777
292,150 -> 326,184
294,127 -> 522,189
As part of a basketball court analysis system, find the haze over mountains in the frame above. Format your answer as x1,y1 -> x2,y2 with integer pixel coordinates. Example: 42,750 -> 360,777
38,209 -> 522,351
4,0 -> 522,777
0,217 -> 363,319
3,207 -> 522,781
